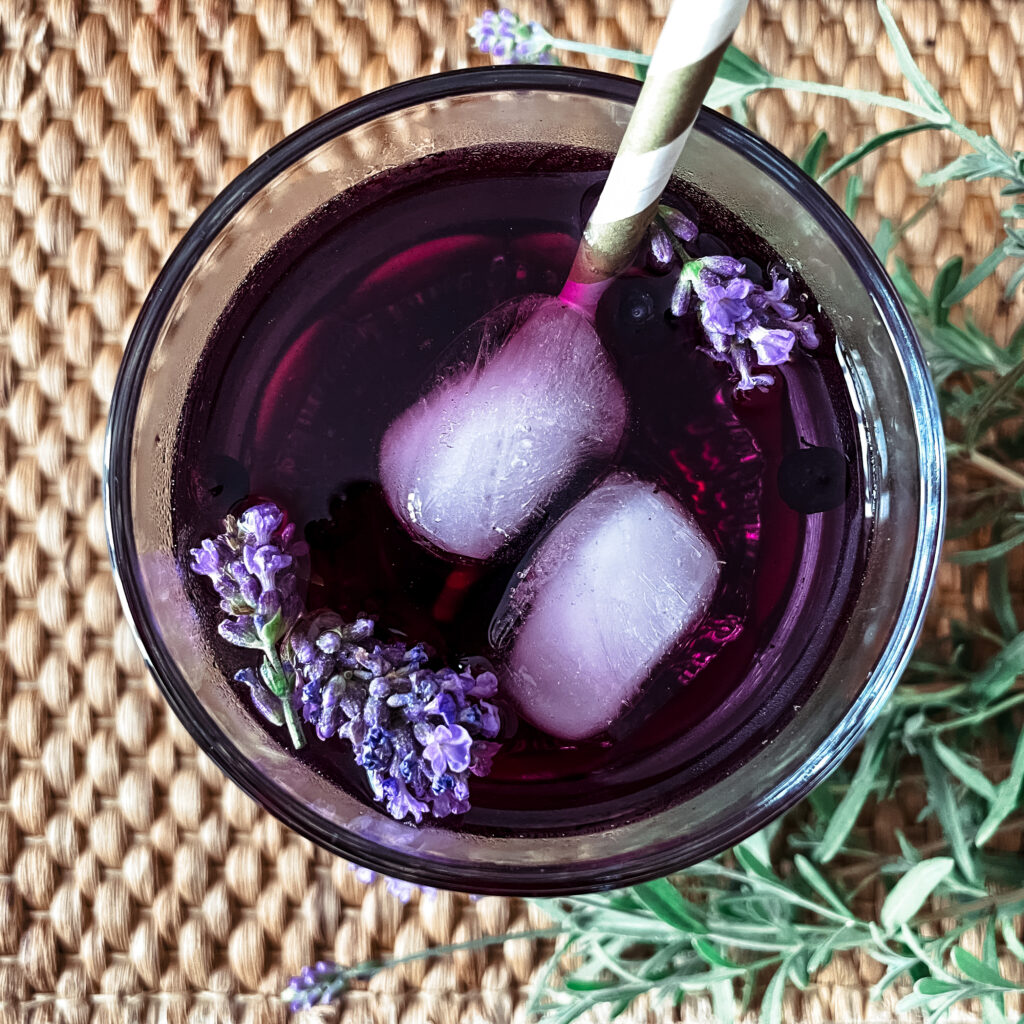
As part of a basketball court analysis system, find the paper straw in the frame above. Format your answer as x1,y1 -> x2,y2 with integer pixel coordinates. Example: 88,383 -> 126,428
561,0 -> 749,312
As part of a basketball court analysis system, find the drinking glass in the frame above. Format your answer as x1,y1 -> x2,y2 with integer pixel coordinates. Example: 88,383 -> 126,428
105,68 -> 945,895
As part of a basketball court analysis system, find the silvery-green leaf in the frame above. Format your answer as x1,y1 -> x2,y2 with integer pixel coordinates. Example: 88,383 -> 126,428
880,858 -> 954,932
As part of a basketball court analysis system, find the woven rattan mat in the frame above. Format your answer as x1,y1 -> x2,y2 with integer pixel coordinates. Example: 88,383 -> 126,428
1,0 -> 1020,1020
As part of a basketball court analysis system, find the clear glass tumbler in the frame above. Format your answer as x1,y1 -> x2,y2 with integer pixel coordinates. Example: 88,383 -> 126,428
105,68 -> 945,895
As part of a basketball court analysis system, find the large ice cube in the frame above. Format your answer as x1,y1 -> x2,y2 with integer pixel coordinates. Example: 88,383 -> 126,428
379,296 -> 628,561
500,473 -> 720,741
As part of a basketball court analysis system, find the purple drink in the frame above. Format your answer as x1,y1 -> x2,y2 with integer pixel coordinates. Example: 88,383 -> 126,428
172,141 -> 864,831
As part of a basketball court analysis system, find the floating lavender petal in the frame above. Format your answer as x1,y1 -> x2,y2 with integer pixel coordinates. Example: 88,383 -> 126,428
652,208 -> 824,393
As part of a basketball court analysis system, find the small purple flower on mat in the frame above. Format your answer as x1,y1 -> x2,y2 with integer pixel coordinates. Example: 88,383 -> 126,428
283,960 -> 345,1010
469,8 -> 559,64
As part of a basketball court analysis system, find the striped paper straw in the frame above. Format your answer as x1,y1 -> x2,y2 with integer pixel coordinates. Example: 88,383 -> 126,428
562,0 -> 749,312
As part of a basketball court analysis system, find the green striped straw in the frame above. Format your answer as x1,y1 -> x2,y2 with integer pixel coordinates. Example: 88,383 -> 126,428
561,0 -> 750,316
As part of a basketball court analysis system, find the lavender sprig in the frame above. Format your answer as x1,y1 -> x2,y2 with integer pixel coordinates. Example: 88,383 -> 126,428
189,501 -> 508,823
283,925 -> 564,1011
654,205 -> 820,392
468,9 -> 559,64
190,502 -> 309,749
290,613 -> 505,823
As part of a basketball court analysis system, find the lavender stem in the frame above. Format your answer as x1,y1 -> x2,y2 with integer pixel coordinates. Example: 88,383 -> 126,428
263,640 -> 306,750
281,695 -> 306,750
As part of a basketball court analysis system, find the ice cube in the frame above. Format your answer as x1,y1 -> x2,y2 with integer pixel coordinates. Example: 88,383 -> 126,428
499,473 -> 720,741
379,296 -> 628,561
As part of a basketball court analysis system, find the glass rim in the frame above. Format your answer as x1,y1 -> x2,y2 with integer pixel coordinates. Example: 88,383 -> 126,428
104,66 -> 946,895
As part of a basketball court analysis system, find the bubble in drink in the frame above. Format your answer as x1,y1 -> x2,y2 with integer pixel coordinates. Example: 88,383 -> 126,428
379,295 -> 628,561
497,473 -> 720,741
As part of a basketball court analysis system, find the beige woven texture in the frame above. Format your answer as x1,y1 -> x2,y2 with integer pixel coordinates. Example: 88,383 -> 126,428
0,0 -> 1020,1020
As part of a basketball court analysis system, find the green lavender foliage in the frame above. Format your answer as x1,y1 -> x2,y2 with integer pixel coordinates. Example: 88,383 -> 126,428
520,3 -> 1024,1021
334,4 -> 1024,1021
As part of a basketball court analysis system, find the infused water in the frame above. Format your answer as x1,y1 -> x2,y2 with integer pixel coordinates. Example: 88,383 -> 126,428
172,142 -> 866,832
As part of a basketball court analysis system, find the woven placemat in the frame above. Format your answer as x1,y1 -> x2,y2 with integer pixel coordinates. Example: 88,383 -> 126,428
0,0 -> 1019,1020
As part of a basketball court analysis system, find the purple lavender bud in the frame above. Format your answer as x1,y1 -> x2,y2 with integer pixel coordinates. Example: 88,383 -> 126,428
660,206 -> 698,242
235,667 -> 284,726
748,324 -> 797,366
470,740 -> 501,777
671,274 -> 693,317
411,672 -> 441,702
425,690 -> 459,726
347,619 -> 375,641
732,346 -> 775,392
218,616 -> 260,648
339,684 -> 366,720
237,502 -> 283,547
364,695 -> 389,730
790,317 -> 820,350
355,646 -> 389,677
291,632 -> 316,665
341,717 -> 366,748
316,631 -> 341,654
248,544 -> 292,593
300,675 -> 322,724
468,670 -> 498,698
478,700 -> 502,738
380,777 -> 429,824
239,575 -> 261,608
358,726 -> 393,771
648,225 -> 674,269
423,723 -> 473,775
256,589 -> 281,618
700,255 -> 747,277
397,750 -> 420,783
316,676 -> 345,740
369,678 -> 391,699
189,538 -> 228,577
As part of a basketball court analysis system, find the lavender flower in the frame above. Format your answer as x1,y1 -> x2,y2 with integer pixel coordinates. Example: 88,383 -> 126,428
283,960 -> 346,1010
423,724 -> 474,774
469,9 -> 559,64
189,501 -> 309,748
651,205 -> 821,392
189,502 -> 510,822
